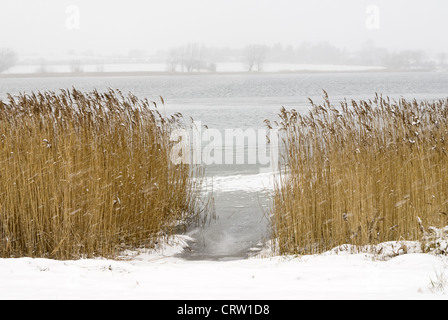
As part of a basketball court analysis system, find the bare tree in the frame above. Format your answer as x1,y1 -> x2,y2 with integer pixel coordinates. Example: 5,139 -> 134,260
244,45 -> 257,72
70,59 -> 83,73
167,43 -> 208,72
95,61 -> 104,73
166,48 -> 180,72
181,43 -> 206,72
244,45 -> 267,72
37,58 -> 48,74
0,49 -> 18,73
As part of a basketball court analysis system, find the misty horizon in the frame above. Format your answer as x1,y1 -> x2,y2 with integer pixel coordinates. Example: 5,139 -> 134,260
1,0 -> 448,59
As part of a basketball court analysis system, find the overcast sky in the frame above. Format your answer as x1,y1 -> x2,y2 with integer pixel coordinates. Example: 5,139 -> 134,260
1,0 -> 447,56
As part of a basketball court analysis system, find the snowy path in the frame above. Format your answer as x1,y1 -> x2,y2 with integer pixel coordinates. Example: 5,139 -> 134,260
0,239 -> 447,300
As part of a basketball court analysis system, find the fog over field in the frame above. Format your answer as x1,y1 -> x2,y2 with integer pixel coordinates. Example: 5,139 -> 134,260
1,0 -> 447,57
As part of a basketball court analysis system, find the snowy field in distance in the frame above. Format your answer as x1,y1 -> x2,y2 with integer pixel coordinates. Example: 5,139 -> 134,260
3,62 -> 385,74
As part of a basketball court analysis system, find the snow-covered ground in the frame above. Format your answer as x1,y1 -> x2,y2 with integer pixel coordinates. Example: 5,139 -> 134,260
0,172 -> 447,300
3,62 -> 385,74
0,235 -> 447,300
204,172 -> 279,193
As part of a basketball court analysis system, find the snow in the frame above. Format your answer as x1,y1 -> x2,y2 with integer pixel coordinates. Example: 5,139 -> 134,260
2,63 -> 168,74
0,170 -> 446,299
1,173 -> 446,300
0,235 -> 446,300
217,62 -> 385,73
3,62 -> 385,75
205,172 -> 278,193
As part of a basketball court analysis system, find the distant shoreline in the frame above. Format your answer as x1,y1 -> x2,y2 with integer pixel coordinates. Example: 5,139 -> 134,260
0,68 -> 441,79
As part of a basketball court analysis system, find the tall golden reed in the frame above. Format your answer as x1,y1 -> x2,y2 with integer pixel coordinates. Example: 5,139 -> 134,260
0,88 -> 203,259
271,92 -> 448,255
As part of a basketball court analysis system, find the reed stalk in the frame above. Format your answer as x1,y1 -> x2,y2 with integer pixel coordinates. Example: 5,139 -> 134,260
0,88 -> 204,259
271,93 -> 448,255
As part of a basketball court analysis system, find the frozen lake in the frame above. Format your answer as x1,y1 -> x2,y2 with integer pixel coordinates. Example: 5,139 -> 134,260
1,71 -> 448,259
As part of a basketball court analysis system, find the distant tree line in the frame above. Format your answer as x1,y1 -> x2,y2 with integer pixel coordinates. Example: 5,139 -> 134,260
0,49 -> 17,73
263,41 -> 442,71
162,41 -> 447,72
3,42 -> 446,75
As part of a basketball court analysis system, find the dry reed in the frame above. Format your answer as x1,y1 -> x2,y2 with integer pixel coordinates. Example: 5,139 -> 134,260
0,88 -> 204,259
270,92 -> 448,255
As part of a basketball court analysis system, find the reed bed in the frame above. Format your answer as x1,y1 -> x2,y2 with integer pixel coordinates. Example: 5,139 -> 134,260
270,92 -> 448,255
0,88 -> 203,260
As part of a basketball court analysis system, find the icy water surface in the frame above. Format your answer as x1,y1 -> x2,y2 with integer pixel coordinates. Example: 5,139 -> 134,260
1,72 -> 448,259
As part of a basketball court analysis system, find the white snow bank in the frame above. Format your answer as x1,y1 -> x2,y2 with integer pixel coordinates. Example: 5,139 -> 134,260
216,62 -> 385,73
0,235 -> 447,300
3,63 -> 385,75
203,172 -> 279,193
